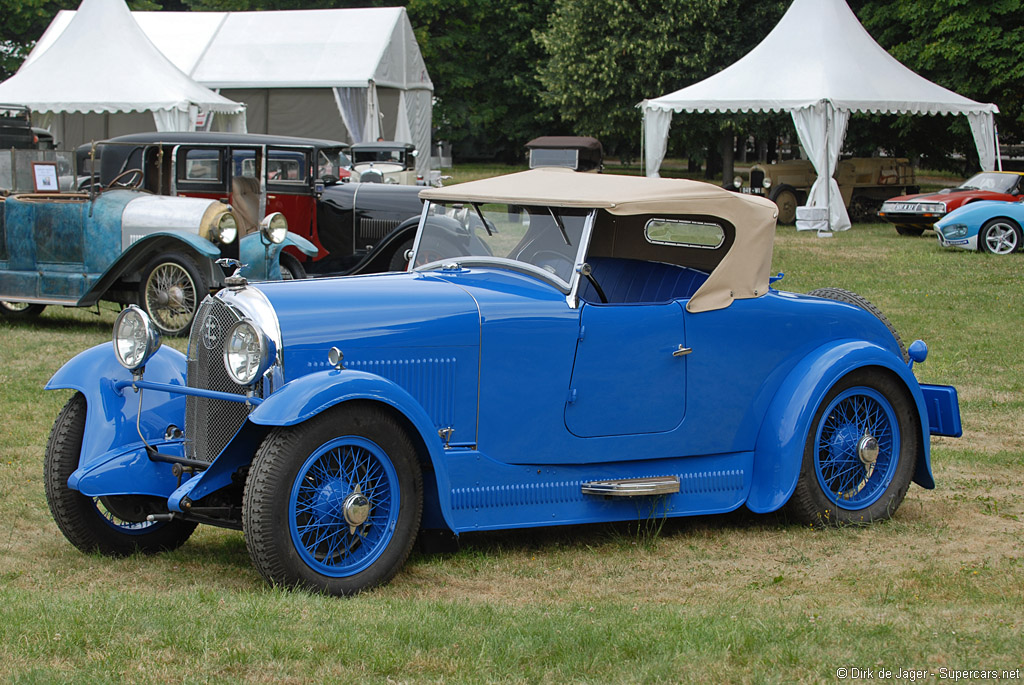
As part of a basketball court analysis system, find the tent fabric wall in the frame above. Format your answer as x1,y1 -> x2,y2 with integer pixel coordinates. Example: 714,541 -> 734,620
0,0 -> 246,150
641,0 -> 999,232
31,6 -> 433,169
792,102 -> 851,232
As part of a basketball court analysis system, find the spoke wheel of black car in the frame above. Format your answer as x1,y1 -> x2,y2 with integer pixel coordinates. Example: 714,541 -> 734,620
279,252 -> 307,280
389,238 -> 415,271
894,224 -> 925,237
979,218 -> 1021,255
771,187 -> 799,225
140,254 -> 207,336
244,403 -> 423,596
44,392 -> 197,556
789,369 -> 918,525
0,301 -> 46,318
808,287 -> 908,363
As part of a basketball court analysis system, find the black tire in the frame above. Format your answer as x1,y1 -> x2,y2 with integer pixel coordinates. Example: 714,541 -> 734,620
0,301 -> 46,318
894,224 -> 925,237
389,238 -> 415,272
808,287 -> 908,363
979,218 -> 1022,255
770,186 -> 799,225
788,369 -> 918,525
44,392 -> 197,556
243,403 -> 423,596
279,252 -> 308,280
139,253 -> 208,336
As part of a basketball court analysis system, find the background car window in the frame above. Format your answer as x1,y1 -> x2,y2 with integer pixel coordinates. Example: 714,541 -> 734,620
267,149 -> 307,183
181,149 -> 221,183
232,149 -> 258,178
645,219 -> 724,249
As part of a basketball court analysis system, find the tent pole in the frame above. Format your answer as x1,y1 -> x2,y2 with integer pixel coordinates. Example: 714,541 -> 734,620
995,123 -> 1002,171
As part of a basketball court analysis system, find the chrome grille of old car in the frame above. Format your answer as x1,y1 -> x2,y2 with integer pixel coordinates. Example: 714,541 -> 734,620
185,296 -> 262,463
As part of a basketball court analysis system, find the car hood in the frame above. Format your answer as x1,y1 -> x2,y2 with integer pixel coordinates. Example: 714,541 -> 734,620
255,271 -> 481,366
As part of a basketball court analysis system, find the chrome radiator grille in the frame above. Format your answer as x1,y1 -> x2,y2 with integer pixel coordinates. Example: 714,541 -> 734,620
185,297 -> 261,463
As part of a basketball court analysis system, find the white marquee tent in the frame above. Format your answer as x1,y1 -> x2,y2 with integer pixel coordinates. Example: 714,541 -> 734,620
29,6 -> 434,177
0,0 -> 246,147
641,0 -> 999,232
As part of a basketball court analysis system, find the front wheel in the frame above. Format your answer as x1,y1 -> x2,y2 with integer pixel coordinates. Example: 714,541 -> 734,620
243,404 -> 423,595
979,218 -> 1021,255
44,392 -> 197,555
139,254 -> 208,336
279,252 -> 308,280
789,370 -> 918,525
0,301 -> 46,318
770,187 -> 799,225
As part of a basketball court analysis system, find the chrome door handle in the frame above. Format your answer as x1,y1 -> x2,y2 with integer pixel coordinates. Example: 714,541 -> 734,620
672,345 -> 692,357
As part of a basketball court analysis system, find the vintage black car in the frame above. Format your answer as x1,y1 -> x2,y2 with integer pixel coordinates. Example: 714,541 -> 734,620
526,136 -> 604,172
82,132 -> 424,277
0,104 -> 38,150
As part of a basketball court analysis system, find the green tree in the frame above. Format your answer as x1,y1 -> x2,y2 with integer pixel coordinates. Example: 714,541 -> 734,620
407,0 -> 559,162
535,0 -> 788,162
849,0 -> 1024,168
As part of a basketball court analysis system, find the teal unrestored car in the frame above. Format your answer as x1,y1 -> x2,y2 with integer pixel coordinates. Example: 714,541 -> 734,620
0,187 -> 315,334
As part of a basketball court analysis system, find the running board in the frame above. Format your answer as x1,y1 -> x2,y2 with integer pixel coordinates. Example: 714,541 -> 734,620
581,476 -> 680,497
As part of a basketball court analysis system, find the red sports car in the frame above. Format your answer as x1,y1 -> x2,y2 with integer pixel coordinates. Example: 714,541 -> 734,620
878,171 -> 1024,235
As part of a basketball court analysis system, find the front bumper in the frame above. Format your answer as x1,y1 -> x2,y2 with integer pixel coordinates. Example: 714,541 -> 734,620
877,211 -> 945,228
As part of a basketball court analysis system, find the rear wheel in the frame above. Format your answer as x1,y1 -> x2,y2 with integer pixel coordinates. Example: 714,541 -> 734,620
979,218 -> 1021,255
0,301 -> 46,318
44,392 -> 197,555
139,253 -> 208,336
789,370 -> 917,525
244,404 -> 423,595
808,287 -> 907,363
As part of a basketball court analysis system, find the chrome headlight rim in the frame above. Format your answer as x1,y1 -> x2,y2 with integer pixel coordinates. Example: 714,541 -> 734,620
762,177 -> 772,189
732,175 -> 743,189
113,305 -> 162,371
259,212 -> 288,245
212,211 -> 238,245
223,318 -> 276,386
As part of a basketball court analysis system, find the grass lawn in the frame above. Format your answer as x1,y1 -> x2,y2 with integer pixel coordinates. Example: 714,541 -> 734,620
1,214 -> 1021,682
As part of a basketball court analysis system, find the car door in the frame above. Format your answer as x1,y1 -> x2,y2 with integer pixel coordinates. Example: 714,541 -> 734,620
265,146 -> 316,249
564,301 -> 687,437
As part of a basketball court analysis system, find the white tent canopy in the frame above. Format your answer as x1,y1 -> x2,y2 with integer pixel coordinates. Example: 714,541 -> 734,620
641,0 -> 999,232
0,0 -> 246,146
30,6 -> 434,177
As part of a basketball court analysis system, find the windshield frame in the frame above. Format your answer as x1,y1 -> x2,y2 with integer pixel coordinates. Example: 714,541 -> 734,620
411,200 -> 596,299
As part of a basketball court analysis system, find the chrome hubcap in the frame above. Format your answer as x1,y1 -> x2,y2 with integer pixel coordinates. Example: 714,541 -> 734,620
343,484 -> 370,535
985,223 -> 1018,254
857,434 -> 879,466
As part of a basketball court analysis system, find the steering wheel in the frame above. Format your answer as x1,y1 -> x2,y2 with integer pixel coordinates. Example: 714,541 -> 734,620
106,168 -> 144,189
529,250 -> 574,279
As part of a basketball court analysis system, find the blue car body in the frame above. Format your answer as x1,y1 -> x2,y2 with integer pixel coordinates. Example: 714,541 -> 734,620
934,199 -> 1024,255
45,169 -> 962,594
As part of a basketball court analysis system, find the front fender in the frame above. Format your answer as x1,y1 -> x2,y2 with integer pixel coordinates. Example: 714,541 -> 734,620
240,231 -> 318,280
247,368 -> 455,528
45,343 -> 188,474
746,340 -> 933,514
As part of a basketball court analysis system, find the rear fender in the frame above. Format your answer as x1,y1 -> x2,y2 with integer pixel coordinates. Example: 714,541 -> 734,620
45,343 -> 188,491
746,340 -> 933,514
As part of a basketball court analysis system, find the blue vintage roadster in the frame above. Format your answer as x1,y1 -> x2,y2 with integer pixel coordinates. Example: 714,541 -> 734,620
44,169 -> 962,595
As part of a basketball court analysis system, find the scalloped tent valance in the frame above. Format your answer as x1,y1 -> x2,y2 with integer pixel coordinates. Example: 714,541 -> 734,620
640,0 -> 998,233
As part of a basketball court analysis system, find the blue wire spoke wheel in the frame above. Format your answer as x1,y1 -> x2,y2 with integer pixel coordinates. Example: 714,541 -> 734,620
813,387 -> 899,509
244,404 -> 422,595
289,436 -> 400,577
94,497 -> 165,535
790,371 -> 917,525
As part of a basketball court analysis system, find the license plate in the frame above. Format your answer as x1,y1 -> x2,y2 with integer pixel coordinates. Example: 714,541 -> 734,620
887,203 -> 920,212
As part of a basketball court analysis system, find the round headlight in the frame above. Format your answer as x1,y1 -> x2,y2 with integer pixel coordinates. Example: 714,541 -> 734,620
259,212 -> 288,245
732,176 -> 742,189
762,177 -> 772,189
113,305 -> 161,371
223,319 -> 275,385
213,211 -> 238,244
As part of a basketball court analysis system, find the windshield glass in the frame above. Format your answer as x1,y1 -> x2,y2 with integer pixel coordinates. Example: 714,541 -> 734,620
318,148 -> 350,179
414,202 -> 590,287
960,172 -> 1020,193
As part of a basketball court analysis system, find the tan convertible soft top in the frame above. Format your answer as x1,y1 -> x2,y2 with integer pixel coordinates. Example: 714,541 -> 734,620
420,168 -> 779,312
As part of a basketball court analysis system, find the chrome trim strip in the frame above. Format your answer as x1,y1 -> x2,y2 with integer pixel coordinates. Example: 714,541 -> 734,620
581,476 -> 681,497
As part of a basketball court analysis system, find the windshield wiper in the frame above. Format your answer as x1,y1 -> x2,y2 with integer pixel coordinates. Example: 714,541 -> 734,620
548,208 -> 571,246
472,203 -> 494,236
